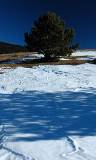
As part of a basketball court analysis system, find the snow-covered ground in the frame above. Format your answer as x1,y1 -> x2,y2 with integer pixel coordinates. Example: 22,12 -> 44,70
0,51 -> 96,159
72,50 -> 96,60
0,64 -> 96,93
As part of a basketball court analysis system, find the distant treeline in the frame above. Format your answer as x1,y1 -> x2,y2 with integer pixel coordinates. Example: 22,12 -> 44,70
0,42 -> 25,54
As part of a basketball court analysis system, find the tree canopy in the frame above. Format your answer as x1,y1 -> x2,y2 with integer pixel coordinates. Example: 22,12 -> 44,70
24,12 -> 78,59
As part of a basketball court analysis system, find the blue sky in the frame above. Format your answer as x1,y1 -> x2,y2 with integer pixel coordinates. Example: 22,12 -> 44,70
0,0 -> 96,48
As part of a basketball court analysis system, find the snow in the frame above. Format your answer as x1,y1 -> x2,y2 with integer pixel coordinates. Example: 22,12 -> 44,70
22,53 -> 44,61
0,63 -> 96,94
0,51 -> 96,159
72,50 -> 96,59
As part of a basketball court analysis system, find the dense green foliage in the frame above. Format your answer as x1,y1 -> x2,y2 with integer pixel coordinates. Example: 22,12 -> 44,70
25,12 -> 78,59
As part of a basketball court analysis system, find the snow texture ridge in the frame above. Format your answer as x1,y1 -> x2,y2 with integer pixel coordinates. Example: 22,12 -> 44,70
0,63 -> 96,94
0,126 -> 34,160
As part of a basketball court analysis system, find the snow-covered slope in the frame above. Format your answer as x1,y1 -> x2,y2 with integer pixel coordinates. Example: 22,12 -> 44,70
0,61 -> 96,159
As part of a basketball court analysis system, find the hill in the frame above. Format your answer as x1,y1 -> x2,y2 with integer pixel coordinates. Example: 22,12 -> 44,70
0,42 -> 25,54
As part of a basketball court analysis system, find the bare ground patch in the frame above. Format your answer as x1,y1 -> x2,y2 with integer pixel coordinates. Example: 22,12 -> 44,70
0,52 -> 90,69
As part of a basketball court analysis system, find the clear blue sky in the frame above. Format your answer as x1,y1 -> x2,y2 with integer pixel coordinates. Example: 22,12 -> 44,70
0,0 -> 96,48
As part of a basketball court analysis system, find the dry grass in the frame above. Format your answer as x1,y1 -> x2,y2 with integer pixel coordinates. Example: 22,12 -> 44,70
70,55 -> 88,59
58,59 -> 87,65
0,59 -> 87,69
0,52 -> 30,62
0,52 -> 89,69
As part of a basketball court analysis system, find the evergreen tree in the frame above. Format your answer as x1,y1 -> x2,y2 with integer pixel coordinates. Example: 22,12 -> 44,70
24,12 -> 78,59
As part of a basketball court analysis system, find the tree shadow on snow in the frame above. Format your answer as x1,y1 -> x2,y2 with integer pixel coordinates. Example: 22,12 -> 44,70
0,89 -> 96,142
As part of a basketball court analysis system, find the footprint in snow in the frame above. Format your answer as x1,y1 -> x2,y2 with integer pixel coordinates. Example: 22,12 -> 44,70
61,136 -> 96,160
0,125 -> 35,160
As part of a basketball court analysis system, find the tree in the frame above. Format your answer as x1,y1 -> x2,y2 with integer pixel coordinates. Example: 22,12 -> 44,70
24,12 -> 78,60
